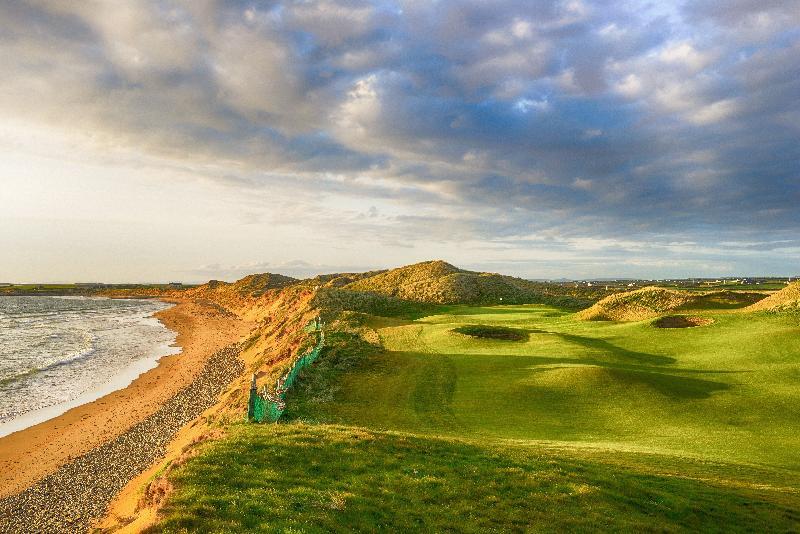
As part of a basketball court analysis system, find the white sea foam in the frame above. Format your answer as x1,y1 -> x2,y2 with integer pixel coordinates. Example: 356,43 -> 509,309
0,296 -> 180,438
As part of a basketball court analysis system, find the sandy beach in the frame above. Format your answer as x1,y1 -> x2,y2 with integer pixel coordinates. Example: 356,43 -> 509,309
0,298 -> 251,522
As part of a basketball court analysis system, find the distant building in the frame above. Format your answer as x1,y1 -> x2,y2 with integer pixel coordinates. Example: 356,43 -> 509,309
168,282 -> 183,288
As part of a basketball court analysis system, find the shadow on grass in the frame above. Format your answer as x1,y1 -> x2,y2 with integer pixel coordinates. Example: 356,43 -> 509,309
438,305 -> 568,316
526,365 -> 729,399
411,354 -> 460,430
444,346 -> 729,400
524,329 -> 676,365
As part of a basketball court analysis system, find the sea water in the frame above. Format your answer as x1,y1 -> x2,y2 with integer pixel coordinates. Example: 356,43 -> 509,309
0,296 -> 179,437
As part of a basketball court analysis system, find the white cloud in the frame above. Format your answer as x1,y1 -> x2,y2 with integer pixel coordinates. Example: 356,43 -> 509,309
614,73 -> 643,98
658,41 -> 713,72
286,0 -> 378,47
211,26 -> 314,133
514,97 -> 550,113
572,178 -> 593,190
690,98 -> 739,125
333,74 -> 383,141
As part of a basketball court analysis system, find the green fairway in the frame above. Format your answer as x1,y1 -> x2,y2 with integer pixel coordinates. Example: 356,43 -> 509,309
154,303 -> 800,531
293,305 -> 800,470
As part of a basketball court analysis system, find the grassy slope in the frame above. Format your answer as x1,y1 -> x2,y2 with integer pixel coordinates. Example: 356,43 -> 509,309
153,304 -> 800,532
748,281 -> 800,311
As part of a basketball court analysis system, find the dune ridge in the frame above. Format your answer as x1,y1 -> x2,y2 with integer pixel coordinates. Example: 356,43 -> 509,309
576,286 -> 695,321
745,281 -> 800,311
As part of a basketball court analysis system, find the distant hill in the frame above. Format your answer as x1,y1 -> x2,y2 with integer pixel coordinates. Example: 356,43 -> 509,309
231,273 -> 298,296
745,281 -> 800,311
344,260 -> 461,300
343,260 -> 584,306
184,260 -> 593,313
577,287 -> 694,321
300,270 -> 387,289
192,273 -> 298,298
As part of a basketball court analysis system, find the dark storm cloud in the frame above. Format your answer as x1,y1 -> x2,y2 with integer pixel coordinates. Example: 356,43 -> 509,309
1,0 -> 798,270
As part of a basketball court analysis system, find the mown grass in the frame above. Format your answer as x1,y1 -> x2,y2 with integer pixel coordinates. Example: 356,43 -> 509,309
152,424 -> 800,533
154,302 -> 800,531
300,305 -> 800,469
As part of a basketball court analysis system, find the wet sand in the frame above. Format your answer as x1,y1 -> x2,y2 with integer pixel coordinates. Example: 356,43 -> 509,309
0,299 -> 250,499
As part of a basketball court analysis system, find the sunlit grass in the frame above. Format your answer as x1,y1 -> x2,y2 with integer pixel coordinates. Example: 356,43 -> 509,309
154,303 -> 800,531
295,305 -> 800,469
152,424 -> 800,533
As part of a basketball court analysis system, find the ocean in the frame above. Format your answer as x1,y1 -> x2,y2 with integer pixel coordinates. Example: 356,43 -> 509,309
0,296 -> 179,437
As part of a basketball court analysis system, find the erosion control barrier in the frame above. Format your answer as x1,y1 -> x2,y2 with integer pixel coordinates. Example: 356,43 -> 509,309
248,318 -> 324,423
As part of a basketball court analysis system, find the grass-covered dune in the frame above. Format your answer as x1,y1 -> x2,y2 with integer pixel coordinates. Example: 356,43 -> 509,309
178,260 -> 597,322
747,281 -> 800,311
688,290 -> 766,309
150,292 -> 800,532
577,286 -> 766,321
577,286 -> 695,321
184,273 -> 298,304
343,260 -> 590,308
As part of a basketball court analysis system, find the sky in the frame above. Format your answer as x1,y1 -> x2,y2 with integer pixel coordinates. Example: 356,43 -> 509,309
0,0 -> 798,283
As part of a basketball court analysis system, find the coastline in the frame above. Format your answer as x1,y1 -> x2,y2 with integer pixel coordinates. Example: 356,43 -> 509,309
0,298 -> 250,499
0,301 -> 181,439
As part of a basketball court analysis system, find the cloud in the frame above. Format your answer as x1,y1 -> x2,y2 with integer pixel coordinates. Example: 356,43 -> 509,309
0,0 -> 798,279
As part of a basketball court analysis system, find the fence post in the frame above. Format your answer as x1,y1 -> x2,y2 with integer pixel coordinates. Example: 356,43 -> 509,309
247,373 -> 257,421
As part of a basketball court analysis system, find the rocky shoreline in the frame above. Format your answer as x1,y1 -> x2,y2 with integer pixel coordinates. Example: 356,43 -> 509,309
0,343 -> 245,533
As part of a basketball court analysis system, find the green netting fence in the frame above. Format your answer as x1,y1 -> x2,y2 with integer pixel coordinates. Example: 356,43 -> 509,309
248,318 -> 325,423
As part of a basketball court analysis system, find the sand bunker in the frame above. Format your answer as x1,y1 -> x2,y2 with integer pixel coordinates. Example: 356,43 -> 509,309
653,315 -> 714,329
452,325 -> 527,341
